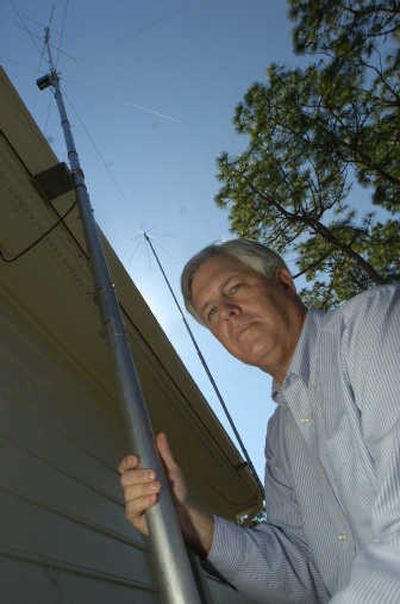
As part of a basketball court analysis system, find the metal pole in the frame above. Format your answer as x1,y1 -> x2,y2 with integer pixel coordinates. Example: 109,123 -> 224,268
37,30 -> 202,604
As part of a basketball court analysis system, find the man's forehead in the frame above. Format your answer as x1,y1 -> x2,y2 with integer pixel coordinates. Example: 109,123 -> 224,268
194,254 -> 247,280
191,255 -> 255,300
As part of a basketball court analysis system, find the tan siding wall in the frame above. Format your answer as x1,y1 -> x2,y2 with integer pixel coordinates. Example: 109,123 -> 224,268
0,286 -> 158,602
0,287 -> 256,603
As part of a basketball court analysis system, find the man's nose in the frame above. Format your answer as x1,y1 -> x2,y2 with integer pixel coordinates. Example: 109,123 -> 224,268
220,302 -> 240,320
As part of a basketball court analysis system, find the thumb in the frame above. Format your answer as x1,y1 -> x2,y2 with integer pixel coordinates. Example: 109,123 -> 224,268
156,432 -> 177,470
156,432 -> 188,505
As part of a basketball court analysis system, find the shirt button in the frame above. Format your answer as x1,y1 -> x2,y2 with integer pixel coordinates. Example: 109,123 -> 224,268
338,533 -> 348,544
300,417 -> 311,425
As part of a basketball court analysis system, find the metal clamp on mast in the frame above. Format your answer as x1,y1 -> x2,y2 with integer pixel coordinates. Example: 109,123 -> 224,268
37,26 -> 202,604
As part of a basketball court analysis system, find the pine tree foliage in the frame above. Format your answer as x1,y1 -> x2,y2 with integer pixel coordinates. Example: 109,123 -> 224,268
215,0 -> 400,307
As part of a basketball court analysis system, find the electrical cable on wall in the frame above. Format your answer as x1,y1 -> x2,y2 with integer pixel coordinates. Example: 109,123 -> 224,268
0,200 -> 77,263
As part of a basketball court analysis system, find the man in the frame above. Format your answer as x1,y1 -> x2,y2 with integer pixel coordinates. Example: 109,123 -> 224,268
119,239 -> 400,603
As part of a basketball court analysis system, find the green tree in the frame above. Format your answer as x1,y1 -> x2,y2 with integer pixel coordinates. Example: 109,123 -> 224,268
215,0 -> 400,307
290,0 -> 400,210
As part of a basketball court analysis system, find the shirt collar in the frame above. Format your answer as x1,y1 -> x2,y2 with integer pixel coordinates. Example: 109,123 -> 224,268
272,307 -> 326,401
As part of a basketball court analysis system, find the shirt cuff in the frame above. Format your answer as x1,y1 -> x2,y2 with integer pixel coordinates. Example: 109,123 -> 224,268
207,515 -> 247,583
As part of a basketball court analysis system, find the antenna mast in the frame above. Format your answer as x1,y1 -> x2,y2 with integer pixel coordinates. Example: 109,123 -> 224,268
144,233 -> 263,494
36,28 -> 202,604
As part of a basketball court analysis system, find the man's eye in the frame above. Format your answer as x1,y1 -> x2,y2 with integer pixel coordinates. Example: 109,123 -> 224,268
207,307 -> 217,322
230,283 -> 241,295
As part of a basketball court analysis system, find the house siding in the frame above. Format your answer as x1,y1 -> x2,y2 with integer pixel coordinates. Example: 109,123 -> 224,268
0,287 -> 255,603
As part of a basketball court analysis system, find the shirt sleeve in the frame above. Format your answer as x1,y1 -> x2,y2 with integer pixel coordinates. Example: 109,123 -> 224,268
331,285 -> 400,603
207,413 -> 330,604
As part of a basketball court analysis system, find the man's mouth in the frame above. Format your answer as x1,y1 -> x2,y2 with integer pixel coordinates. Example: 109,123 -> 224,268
236,321 -> 254,338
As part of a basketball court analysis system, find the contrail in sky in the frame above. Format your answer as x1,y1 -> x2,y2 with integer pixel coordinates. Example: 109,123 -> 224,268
125,102 -> 182,123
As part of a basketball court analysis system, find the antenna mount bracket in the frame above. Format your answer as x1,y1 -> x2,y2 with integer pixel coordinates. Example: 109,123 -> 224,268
36,73 -> 56,91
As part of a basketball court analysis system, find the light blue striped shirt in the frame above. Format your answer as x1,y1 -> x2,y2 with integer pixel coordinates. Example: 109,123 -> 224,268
208,285 -> 400,603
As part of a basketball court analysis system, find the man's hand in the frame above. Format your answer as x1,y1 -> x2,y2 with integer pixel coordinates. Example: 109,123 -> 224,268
119,432 -> 214,557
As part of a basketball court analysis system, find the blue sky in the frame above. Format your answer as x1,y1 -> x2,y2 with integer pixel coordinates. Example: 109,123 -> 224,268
1,0 -> 315,481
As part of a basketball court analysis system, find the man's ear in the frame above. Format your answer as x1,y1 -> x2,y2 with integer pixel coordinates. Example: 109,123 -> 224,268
275,268 -> 297,294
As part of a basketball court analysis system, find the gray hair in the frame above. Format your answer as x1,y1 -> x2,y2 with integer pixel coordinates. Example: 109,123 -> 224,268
181,238 -> 289,322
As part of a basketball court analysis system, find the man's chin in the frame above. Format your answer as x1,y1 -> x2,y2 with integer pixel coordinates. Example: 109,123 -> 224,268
233,342 -> 275,369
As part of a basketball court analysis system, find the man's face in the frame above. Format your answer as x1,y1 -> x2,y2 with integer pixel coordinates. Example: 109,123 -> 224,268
191,254 -> 305,381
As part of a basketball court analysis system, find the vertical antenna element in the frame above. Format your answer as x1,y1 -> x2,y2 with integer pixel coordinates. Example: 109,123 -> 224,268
144,233 -> 264,495
36,28 -> 202,604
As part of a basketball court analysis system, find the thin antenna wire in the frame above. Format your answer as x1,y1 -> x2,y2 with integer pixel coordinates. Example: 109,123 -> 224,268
42,91 -> 54,135
48,4 -> 56,30
62,87 -> 129,203
144,232 -> 264,494
55,0 -> 70,69
13,20 -> 77,62
9,6 -> 63,34
37,38 -> 46,73
9,0 -> 41,53
38,5 -> 56,77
